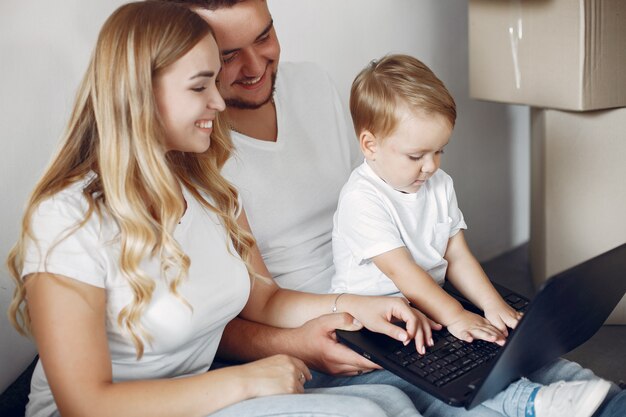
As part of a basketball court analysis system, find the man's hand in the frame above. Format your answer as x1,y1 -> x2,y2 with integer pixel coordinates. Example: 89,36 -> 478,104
293,313 -> 381,375
216,315 -> 379,376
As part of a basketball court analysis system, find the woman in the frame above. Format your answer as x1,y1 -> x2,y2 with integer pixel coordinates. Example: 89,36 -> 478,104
7,2 -> 436,417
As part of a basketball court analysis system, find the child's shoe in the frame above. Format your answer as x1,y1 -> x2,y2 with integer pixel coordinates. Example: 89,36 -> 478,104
533,379 -> 611,417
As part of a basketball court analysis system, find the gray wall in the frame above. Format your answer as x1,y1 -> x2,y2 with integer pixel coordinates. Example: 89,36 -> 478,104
0,0 -> 529,392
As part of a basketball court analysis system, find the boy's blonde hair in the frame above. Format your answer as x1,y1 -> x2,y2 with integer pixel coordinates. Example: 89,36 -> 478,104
7,1 -> 256,358
350,54 -> 456,139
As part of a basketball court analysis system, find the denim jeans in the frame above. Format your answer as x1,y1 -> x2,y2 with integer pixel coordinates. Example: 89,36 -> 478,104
595,389 -> 626,417
208,384 -> 421,417
305,358 -> 623,417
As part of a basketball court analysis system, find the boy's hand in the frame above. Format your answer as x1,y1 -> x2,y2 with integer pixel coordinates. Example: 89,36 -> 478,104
483,301 -> 523,336
446,310 -> 507,345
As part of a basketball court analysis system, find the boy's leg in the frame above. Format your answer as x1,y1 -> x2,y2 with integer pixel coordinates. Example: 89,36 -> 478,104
526,358 -> 622,414
528,358 -> 620,394
307,359 -> 620,417
478,378 -> 537,417
594,389 -> 626,417
307,369 -> 505,417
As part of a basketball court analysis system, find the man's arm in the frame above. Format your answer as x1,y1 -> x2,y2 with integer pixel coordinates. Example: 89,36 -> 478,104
217,315 -> 381,376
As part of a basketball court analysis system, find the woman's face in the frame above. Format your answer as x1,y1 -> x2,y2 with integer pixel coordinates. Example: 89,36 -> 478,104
154,34 -> 225,153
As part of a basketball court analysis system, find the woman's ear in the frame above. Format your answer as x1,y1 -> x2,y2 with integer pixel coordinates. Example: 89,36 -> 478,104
359,130 -> 378,161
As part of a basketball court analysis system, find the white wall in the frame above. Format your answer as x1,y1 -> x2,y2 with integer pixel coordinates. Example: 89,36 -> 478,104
0,0 -> 130,393
0,0 -> 529,392
270,0 -> 530,258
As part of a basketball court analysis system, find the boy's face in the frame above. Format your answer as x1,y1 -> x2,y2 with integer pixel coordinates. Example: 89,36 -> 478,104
363,107 -> 452,194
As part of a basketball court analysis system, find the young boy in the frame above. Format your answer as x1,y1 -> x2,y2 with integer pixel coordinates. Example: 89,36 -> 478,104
331,54 -> 611,417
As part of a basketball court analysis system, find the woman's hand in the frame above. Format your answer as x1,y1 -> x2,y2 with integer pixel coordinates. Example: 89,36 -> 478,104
338,295 -> 442,355
237,354 -> 311,397
446,309 -> 507,345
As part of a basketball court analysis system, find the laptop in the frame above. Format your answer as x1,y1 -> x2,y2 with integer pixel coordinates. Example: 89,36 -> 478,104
336,243 -> 626,409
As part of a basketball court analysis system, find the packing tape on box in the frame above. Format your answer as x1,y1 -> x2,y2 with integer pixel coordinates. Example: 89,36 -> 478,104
507,0 -> 522,90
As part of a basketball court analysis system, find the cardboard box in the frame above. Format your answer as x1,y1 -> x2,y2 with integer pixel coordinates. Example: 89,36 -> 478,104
530,108 -> 626,323
469,0 -> 626,111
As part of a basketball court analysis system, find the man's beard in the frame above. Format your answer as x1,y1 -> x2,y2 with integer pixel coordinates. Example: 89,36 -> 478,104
225,71 -> 277,110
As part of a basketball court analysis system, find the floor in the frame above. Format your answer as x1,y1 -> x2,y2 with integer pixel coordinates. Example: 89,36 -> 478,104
481,244 -> 626,386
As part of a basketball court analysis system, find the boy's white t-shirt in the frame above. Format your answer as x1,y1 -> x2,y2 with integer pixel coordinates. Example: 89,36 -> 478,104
21,177 -> 250,417
331,162 -> 467,296
222,61 -> 360,294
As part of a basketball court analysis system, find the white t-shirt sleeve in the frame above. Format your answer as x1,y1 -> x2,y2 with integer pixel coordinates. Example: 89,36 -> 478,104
21,194 -> 107,288
445,175 -> 467,237
335,191 -> 405,264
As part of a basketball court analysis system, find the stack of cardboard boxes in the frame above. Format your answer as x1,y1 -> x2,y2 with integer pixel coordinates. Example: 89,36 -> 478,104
468,0 -> 626,323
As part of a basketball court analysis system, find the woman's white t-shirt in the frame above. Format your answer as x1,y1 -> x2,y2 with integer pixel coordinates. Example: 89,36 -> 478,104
21,177 -> 250,417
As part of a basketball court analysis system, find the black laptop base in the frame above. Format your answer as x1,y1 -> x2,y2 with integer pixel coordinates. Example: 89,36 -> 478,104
336,287 -> 528,407
337,243 -> 626,409
337,326 -> 502,407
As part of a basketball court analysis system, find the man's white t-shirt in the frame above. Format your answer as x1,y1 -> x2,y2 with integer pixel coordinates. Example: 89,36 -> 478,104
331,162 -> 467,296
22,177 -> 250,417
222,61 -> 360,294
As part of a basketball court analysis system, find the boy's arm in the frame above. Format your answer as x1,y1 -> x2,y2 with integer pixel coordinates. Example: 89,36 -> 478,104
372,247 -> 506,344
217,315 -> 381,376
373,247 -> 464,325
444,231 -> 522,333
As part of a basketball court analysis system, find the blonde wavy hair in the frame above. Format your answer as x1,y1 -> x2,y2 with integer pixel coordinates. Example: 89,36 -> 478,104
350,54 -> 457,140
7,1 -> 256,358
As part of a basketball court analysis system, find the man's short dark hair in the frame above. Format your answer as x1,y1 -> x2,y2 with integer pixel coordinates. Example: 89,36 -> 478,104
158,0 -> 248,11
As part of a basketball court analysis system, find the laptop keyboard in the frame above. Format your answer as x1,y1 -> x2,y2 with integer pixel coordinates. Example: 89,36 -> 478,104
503,293 -> 530,313
386,331 -> 500,387
386,292 -> 529,387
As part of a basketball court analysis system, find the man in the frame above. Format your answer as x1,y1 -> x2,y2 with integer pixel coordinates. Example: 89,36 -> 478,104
163,1 -> 624,416
179,0 -> 374,377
